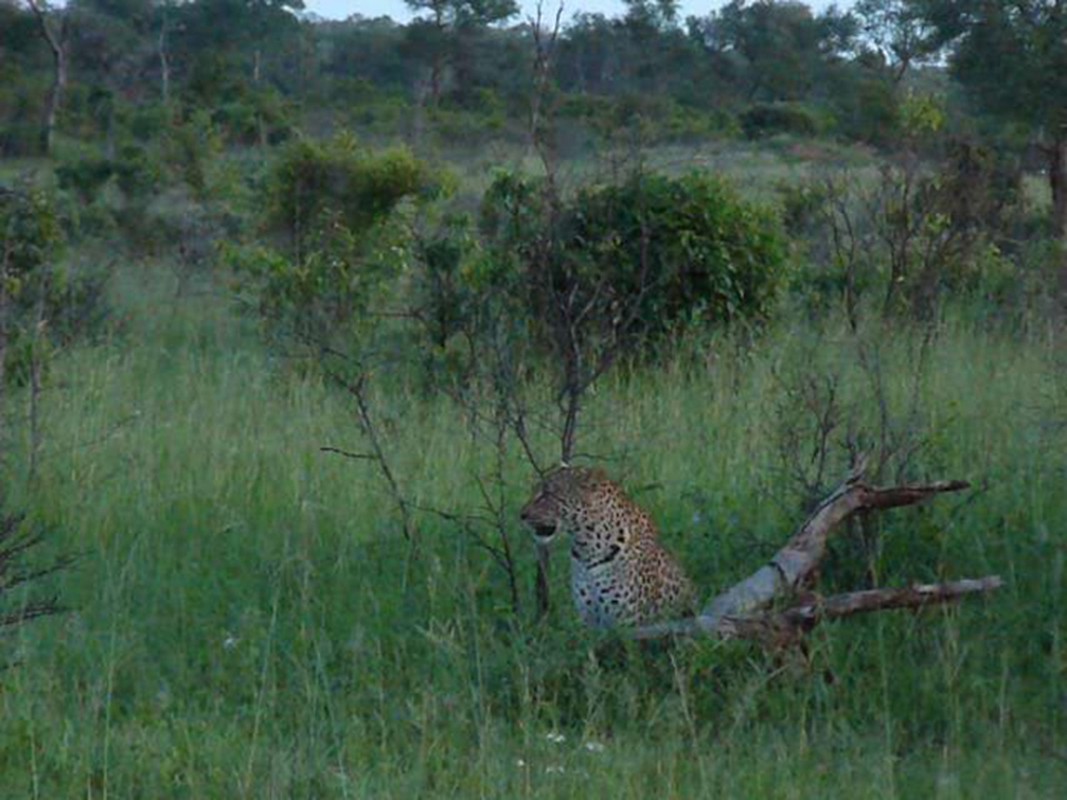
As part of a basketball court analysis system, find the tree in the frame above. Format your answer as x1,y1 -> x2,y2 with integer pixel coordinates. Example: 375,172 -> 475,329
173,0 -> 304,86
623,0 -> 680,31
855,0 -> 939,83
695,0 -> 857,102
67,0 -> 155,154
403,0 -> 518,106
23,0 -> 69,155
909,0 -> 1067,240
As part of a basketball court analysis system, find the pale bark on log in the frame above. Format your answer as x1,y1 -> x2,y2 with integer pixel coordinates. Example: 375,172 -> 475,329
629,470 -> 1002,644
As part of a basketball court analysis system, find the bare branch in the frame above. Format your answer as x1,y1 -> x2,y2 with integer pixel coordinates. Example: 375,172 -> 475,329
775,576 -> 1003,625
623,468 -> 998,644
0,598 -> 65,631
319,446 -> 376,461
701,474 -> 969,625
630,577 -> 1003,642
325,370 -> 417,544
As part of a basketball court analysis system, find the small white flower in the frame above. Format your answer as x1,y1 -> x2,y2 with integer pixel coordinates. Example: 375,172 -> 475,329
223,634 -> 239,650
515,759 -> 526,768
545,765 -> 565,775
583,741 -> 606,753
545,731 -> 566,744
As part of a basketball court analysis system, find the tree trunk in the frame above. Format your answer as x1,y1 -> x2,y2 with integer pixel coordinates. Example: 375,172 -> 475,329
42,46 -> 67,156
158,19 -> 171,106
1047,135 -> 1067,310
104,95 -> 116,161
1050,135 -> 1067,241
28,2 -> 67,157
0,277 -> 7,485
429,59 -> 442,107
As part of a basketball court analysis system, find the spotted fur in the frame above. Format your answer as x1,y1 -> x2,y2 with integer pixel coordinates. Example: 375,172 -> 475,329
519,466 -> 697,628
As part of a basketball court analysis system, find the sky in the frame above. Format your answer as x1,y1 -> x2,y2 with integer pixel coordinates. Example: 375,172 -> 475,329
305,1 -> 846,24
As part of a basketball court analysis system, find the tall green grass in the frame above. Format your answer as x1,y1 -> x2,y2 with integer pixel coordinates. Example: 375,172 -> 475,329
0,260 -> 1063,797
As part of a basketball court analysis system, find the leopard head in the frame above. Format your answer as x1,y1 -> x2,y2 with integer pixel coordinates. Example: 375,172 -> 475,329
519,466 -> 609,545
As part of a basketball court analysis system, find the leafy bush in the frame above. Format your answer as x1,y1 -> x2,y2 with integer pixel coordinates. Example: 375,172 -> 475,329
574,172 -> 786,329
161,110 -> 222,199
231,134 -> 441,346
559,94 -> 739,146
126,103 -> 171,142
1,186 -> 61,287
740,102 -> 821,139
481,169 -> 788,344
214,87 -> 294,146
55,156 -> 114,204
266,133 -> 431,250
56,145 -> 161,207
825,74 -> 900,146
111,144 -> 163,200
0,187 -> 110,384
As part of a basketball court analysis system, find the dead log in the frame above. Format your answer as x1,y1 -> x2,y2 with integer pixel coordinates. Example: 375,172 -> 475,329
630,468 -> 1002,643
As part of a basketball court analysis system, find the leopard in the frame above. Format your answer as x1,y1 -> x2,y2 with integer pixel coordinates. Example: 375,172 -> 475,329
519,466 -> 697,629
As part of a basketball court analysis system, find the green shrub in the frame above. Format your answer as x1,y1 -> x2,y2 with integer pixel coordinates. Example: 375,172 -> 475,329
55,156 -> 114,204
0,121 -> 41,158
559,94 -> 738,146
161,110 -> 222,199
0,186 -> 62,285
57,145 -> 162,206
783,139 -> 1032,321
0,187 -> 110,384
740,102 -> 821,139
425,105 -> 512,148
126,103 -> 171,142
231,134 -> 440,347
572,172 -> 787,332
111,144 -> 162,200
214,88 -> 294,146
266,133 -> 431,250
481,170 -> 789,344
826,75 -> 900,146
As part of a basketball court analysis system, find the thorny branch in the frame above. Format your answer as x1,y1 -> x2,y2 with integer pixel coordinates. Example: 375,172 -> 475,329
324,369 -> 417,545
0,513 -> 72,633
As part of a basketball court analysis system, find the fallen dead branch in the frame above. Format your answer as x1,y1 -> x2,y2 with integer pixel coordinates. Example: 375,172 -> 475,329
630,468 -> 1002,644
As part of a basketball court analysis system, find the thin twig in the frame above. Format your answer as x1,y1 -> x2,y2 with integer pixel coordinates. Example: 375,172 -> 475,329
325,369 -> 417,545
319,446 -> 376,460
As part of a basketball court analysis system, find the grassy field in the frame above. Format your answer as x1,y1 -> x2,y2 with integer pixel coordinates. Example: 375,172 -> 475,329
0,240 -> 1065,798
438,136 -> 883,212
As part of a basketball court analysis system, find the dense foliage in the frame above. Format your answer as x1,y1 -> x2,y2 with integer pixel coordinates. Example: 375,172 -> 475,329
229,134 -> 439,343
0,0 -> 935,156
482,170 -> 787,343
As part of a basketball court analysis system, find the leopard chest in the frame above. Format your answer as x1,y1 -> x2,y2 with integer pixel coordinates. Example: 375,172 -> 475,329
567,514 -> 643,629
569,551 -> 640,629
566,511 -> 694,628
